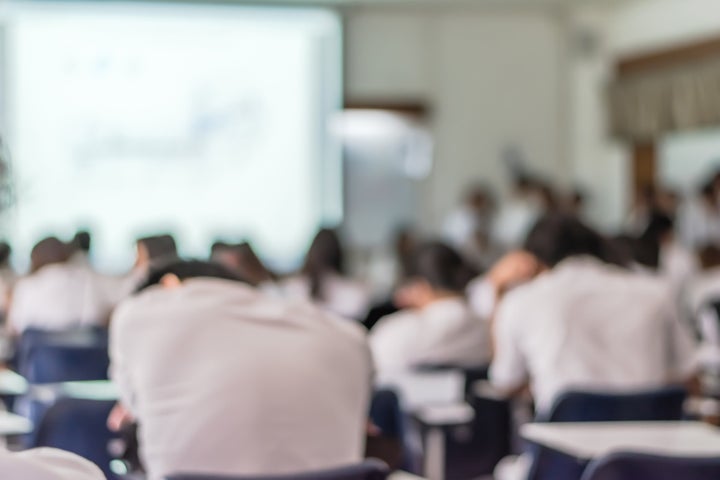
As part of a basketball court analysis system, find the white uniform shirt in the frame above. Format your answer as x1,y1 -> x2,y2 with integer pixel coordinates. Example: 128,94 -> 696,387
280,274 -> 372,320
370,297 -> 491,375
9,263 -> 111,333
110,278 -> 372,480
659,242 -> 700,294
679,198 -> 720,248
490,257 -> 698,414
0,447 -> 104,480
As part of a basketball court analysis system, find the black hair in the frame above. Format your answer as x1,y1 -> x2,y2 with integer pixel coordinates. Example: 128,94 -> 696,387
406,241 -> 477,293
137,234 -> 178,263
136,260 -> 246,292
524,213 -> 625,268
0,242 -> 11,266
302,228 -> 344,300
73,231 -> 91,253
633,211 -> 675,269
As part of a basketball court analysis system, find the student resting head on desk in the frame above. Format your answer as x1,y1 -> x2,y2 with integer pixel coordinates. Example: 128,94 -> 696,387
108,260 -> 372,480
488,213 -> 699,415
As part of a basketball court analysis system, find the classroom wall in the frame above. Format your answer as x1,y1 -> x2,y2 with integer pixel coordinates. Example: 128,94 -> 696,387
343,7 -> 567,232
569,0 -> 720,230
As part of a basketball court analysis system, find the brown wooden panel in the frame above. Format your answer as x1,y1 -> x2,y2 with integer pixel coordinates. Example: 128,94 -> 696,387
632,143 -> 657,195
617,36 -> 720,76
343,99 -> 430,117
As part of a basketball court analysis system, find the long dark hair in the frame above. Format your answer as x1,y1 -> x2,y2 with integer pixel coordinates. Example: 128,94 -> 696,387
302,228 -> 344,300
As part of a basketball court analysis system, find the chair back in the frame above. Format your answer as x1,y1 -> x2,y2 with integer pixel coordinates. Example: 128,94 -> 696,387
529,387 -> 687,480
19,327 -> 109,383
34,397 -> 118,479
581,452 -> 720,480
545,387 -> 686,423
166,459 -> 390,480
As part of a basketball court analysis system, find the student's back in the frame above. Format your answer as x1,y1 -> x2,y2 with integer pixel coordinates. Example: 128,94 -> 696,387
9,263 -> 109,333
490,215 -> 697,415
110,268 -> 372,480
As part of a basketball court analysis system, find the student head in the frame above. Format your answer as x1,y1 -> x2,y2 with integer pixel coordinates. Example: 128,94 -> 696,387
135,235 -> 178,269
395,241 -> 477,309
72,230 -> 92,254
302,228 -> 344,299
30,237 -> 70,273
137,260 -> 245,292
633,212 -> 675,269
524,214 -> 623,269
210,241 -> 273,286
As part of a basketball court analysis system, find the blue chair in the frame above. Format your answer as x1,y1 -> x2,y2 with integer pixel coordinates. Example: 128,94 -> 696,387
528,387 -> 687,480
580,452 -> 720,480
33,397 -> 119,479
165,459 -> 390,480
18,327 -> 110,384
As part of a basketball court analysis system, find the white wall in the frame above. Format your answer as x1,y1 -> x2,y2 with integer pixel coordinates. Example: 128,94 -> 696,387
344,7 -> 566,231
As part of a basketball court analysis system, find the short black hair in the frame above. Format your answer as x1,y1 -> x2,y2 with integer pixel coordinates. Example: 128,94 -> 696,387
137,234 -> 178,262
524,213 -> 623,268
406,241 -> 477,292
137,260 -> 246,292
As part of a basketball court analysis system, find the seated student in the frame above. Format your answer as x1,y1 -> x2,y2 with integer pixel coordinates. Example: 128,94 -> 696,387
369,242 -> 490,374
636,212 -> 700,293
8,237 -> 111,334
490,214 -> 698,416
281,228 -> 371,320
0,447 -> 104,480
108,261 -> 372,480
68,230 -> 92,267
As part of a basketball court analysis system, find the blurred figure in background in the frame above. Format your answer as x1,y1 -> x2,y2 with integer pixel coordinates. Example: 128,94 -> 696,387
109,261 -> 371,480
636,212 -> 699,293
8,237 -> 111,334
492,175 -> 543,250
135,234 -> 178,272
443,184 -> 499,269
370,242 -> 489,376
68,230 -> 92,267
679,181 -> 720,249
281,228 -> 371,320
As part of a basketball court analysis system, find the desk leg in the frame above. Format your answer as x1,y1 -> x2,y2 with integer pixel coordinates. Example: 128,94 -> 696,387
424,427 -> 445,480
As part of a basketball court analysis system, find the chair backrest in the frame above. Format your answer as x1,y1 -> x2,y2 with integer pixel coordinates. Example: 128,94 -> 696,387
34,397 -> 118,479
581,452 -> 720,480
19,327 -> 110,383
529,387 -> 687,480
166,459 -> 390,480
544,387 -> 687,423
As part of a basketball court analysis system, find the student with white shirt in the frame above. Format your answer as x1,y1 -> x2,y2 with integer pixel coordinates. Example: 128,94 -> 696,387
0,447 -> 104,480
109,261 -> 372,480
281,228 -> 371,320
8,237 -> 111,334
491,214 -> 699,480
370,242 -> 490,375
490,214 -> 699,415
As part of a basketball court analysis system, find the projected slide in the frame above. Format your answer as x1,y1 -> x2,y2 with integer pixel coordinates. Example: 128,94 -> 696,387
3,4 -> 341,271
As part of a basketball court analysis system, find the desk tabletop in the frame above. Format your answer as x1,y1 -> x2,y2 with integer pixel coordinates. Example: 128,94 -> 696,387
0,412 -> 32,436
0,370 -> 28,396
521,421 -> 720,460
388,472 -> 428,480
30,380 -> 119,402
